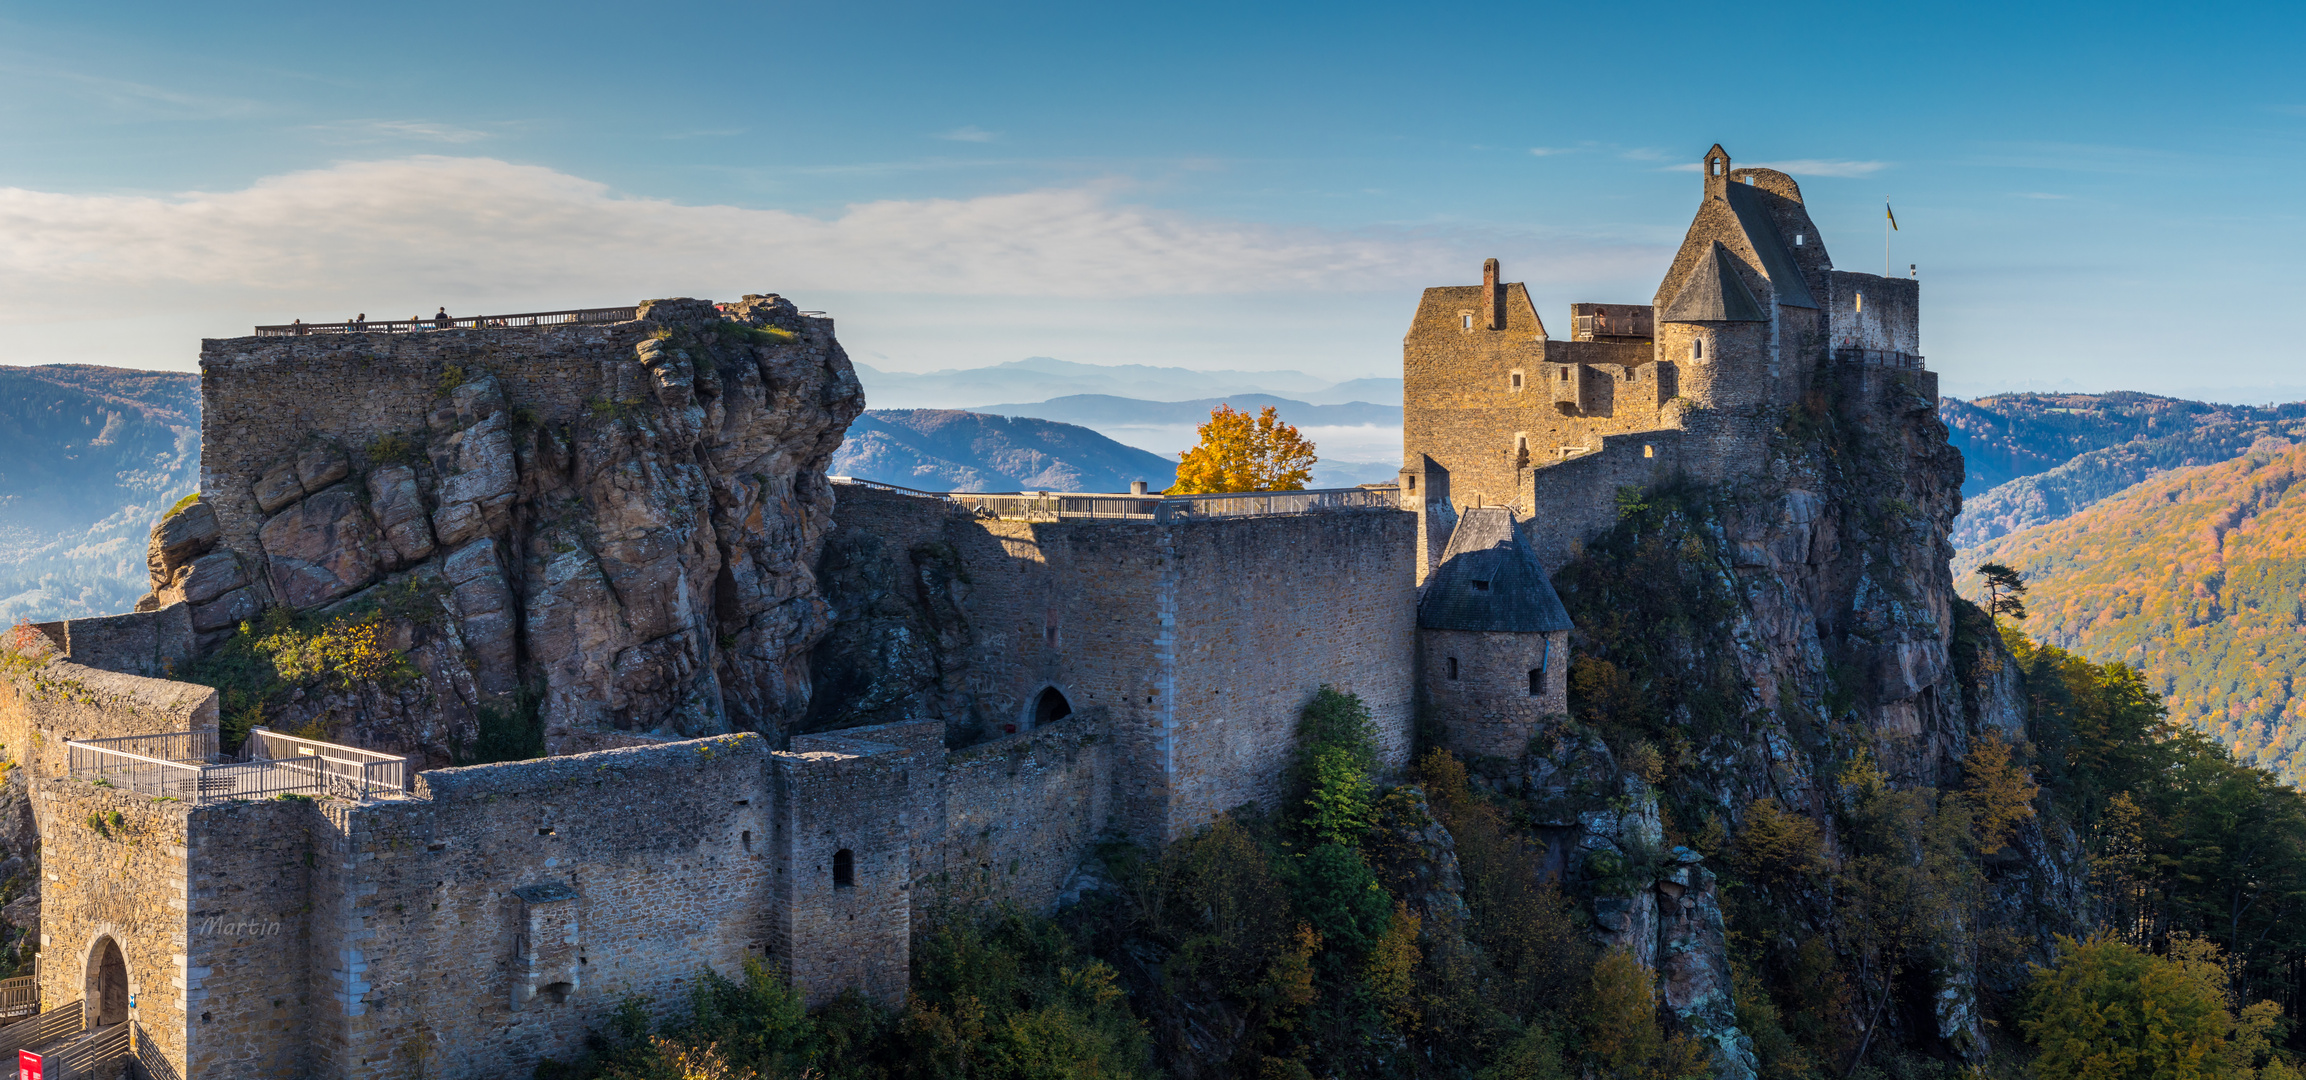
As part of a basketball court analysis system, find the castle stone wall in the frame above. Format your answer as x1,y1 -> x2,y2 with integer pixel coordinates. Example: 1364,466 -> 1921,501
1150,512 -> 1417,839
31,781 -> 191,1075
1519,431 -> 1687,572
183,798 -> 313,1080
772,734 -> 911,1006
1827,271 -> 1921,357
0,662 -> 218,783
56,604 -> 195,681
915,717 -> 1111,911
284,736 -> 775,1080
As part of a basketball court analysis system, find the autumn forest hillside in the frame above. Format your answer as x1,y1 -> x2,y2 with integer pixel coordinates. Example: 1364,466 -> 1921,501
1960,438 -> 2306,785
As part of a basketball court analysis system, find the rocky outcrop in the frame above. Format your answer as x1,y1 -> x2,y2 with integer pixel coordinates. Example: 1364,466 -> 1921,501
150,295 -> 864,761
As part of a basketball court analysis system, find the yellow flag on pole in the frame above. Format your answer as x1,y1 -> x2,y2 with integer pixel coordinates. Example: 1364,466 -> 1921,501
1886,203 -> 1899,230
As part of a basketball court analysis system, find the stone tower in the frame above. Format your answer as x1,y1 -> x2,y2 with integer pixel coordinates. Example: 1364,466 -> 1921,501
1417,506 -> 1572,760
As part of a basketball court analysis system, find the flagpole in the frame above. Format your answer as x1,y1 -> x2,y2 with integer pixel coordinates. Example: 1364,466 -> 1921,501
1884,196 -> 1890,277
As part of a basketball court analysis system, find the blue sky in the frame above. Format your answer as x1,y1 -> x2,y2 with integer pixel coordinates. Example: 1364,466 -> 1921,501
1,0 -> 2302,399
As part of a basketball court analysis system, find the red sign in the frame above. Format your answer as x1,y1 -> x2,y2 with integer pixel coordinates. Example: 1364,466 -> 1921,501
17,1048 -> 40,1080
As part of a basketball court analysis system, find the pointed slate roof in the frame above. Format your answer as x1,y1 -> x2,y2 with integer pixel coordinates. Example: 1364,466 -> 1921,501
1660,242 -> 1767,324
1417,507 -> 1574,633
1725,181 -> 1818,309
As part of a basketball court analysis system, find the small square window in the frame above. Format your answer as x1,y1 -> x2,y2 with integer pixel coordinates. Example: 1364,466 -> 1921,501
1794,233 -> 1805,246
1471,579 -> 1491,592
1510,372 -> 1523,390
1462,314 -> 1472,329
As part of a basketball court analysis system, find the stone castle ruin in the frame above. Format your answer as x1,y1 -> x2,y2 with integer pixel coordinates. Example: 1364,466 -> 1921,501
0,144 -> 1939,1078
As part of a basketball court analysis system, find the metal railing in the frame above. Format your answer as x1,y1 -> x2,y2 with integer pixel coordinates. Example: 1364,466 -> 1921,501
0,1000 -> 78,1058
66,728 -> 408,804
1831,347 -> 1925,370
253,306 -> 640,337
832,477 -> 1401,523
244,727 -> 408,796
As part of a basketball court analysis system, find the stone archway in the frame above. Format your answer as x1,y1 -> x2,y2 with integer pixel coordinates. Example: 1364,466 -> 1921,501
87,936 -> 128,1027
1031,687 -> 1072,729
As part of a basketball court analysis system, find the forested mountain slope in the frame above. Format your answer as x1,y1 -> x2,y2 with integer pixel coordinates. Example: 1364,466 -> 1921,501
0,365 -> 199,622
1960,439 -> 2306,784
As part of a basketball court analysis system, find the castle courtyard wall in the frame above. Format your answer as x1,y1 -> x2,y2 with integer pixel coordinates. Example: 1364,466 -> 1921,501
183,798 -> 315,1080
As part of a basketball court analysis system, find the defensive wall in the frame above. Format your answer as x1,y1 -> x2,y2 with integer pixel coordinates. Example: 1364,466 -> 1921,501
817,484 -> 1419,843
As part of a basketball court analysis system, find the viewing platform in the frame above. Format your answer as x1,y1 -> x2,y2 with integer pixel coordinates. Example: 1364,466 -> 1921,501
829,477 -> 1403,523
66,726 -> 410,804
250,303 -> 828,337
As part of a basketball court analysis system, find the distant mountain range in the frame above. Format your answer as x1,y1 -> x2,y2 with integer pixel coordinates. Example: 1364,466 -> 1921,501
976,393 -> 1401,429
832,410 -> 1178,493
854,356 -> 1401,410
0,365 -> 200,622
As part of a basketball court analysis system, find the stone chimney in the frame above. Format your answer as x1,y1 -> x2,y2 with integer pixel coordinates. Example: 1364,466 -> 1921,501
1483,258 -> 1503,331
1130,480 -> 1148,495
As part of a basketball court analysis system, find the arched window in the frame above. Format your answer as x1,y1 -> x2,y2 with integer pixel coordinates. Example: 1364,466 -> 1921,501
1033,687 -> 1072,727
1693,338 -> 1704,360
833,848 -> 855,888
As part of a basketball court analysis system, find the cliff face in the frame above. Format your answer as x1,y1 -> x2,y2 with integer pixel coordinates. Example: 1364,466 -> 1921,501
145,296 -> 863,760
1533,369 -> 2085,1069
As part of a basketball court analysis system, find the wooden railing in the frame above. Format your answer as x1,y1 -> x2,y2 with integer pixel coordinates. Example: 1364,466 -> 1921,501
253,306 -> 640,337
0,972 -> 36,1021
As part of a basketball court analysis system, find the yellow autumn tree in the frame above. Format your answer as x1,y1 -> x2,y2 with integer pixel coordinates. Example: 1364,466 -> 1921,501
1169,404 -> 1317,494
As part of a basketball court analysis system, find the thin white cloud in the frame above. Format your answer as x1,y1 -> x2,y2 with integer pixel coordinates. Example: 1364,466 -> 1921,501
936,125 -> 999,143
0,156 -> 1529,323
2013,192 -> 2069,200
1751,159 -> 1889,178
1528,146 -> 1577,157
311,119 -> 495,144
44,70 -> 259,119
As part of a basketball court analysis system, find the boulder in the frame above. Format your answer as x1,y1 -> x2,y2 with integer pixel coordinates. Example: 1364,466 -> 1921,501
191,587 -> 261,633
367,465 -> 437,566
296,442 -> 350,492
259,487 -> 384,609
253,460 -> 306,514
443,538 -> 519,695
430,412 -> 519,548
146,499 -> 220,582
178,551 -> 248,606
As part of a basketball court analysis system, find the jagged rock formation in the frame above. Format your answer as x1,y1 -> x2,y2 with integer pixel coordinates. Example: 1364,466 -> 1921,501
148,296 -> 863,759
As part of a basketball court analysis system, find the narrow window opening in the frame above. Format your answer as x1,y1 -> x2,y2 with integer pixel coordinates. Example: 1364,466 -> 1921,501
1855,293 -> 1864,313
1693,338 -> 1703,360
1447,657 -> 1459,680
1559,368 -> 1569,381
1644,444 -> 1654,458
1510,371 -> 1523,390
1471,579 -> 1491,592
1794,233 -> 1805,246
1529,669 -> 1543,696
742,830 -> 752,852
1406,475 -> 1416,492
1462,314 -> 1472,329
833,849 -> 855,887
